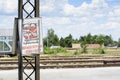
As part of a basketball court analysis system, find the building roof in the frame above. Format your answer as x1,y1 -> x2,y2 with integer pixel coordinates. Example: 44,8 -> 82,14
0,29 -> 13,36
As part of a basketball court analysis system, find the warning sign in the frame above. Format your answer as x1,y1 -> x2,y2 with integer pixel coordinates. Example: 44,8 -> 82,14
18,18 -> 43,55
23,23 -> 39,44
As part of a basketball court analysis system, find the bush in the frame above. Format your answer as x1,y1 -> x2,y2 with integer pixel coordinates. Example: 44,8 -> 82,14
93,48 -> 105,54
44,47 -> 56,54
81,46 -> 87,53
44,47 -> 67,54
74,49 -> 81,55
56,48 -> 67,53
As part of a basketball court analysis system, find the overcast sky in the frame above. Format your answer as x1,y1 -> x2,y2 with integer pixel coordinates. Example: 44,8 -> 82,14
0,0 -> 120,41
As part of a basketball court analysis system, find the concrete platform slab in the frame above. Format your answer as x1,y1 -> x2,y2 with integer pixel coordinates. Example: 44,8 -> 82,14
0,67 -> 120,80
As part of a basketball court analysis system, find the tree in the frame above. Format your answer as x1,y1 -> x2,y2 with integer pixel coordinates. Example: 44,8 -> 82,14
43,37 -> 47,47
81,41 -> 87,53
43,29 -> 117,48
95,35 -> 105,46
64,34 -> 73,47
79,36 -> 87,53
104,35 -> 113,46
118,38 -> 120,47
73,38 -> 79,43
60,37 -> 65,47
86,33 -> 92,44
54,34 -> 59,45
79,33 -> 95,44
46,28 -> 59,47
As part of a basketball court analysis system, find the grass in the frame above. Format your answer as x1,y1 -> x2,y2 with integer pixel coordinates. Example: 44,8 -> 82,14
1,47 -> 120,57
105,48 -> 120,54
54,48 -> 120,56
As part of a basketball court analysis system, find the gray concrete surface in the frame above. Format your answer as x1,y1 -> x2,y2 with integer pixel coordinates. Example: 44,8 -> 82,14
0,67 -> 120,80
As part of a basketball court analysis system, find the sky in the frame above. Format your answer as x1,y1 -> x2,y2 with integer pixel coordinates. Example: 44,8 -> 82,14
0,0 -> 120,41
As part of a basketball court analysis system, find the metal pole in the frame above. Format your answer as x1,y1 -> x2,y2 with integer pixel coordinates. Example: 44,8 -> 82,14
35,0 -> 40,80
35,54 -> 40,80
18,51 -> 23,80
17,22 -> 23,80
18,0 -> 23,19
35,0 -> 40,17
18,0 -> 23,80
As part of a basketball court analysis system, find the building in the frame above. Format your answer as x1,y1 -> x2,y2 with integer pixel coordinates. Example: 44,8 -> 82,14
86,44 -> 101,49
72,43 -> 101,49
0,29 -> 13,54
72,43 -> 81,49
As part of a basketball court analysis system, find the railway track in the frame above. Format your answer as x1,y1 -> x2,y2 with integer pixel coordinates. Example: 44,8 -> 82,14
0,54 -> 120,70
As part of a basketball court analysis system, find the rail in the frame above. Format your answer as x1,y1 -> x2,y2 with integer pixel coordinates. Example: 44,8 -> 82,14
0,56 -> 120,70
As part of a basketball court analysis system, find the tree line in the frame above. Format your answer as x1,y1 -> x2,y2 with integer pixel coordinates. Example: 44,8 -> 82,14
43,28 -> 120,47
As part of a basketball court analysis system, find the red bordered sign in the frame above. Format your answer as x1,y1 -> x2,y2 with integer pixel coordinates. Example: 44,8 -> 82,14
18,18 -> 43,56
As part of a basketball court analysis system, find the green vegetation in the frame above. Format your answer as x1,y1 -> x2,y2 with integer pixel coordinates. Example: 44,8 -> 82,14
92,48 -> 105,54
44,28 -> 78,48
73,48 -> 105,55
44,47 -> 67,54
44,29 -> 59,47
74,49 -> 81,55
43,45 -> 106,55
44,29 -> 120,48
42,28 -> 120,55
43,47 -> 120,56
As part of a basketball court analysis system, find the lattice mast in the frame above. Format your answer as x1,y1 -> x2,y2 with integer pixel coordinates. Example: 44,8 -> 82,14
18,0 -> 40,80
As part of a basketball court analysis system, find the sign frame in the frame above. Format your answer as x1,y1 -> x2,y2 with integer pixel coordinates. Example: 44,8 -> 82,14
18,18 -> 43,56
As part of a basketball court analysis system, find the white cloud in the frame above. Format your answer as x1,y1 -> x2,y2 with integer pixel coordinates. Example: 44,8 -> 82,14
0,15 -> 15,29
107,5 -> 120,32
92,0 -> 108,7
106,22 -> 120,29
93,13 -> 105,18
108,6 -> 120,17
40,0 -> 55,13
0,0 -> 120,40
40,0 -> 68,13
62,0 -> 108,17
42,17 -> 71,27
0,0 -> 17,13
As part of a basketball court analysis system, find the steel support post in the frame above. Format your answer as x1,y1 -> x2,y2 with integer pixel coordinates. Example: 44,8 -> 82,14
35,0 -> 40,17
35,0 -> 40,80
18,0 -> 40,80
18,52 -> 23,80
35,54 -> 40,80
18,0 -> 23,80
18,0 -> 23,19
